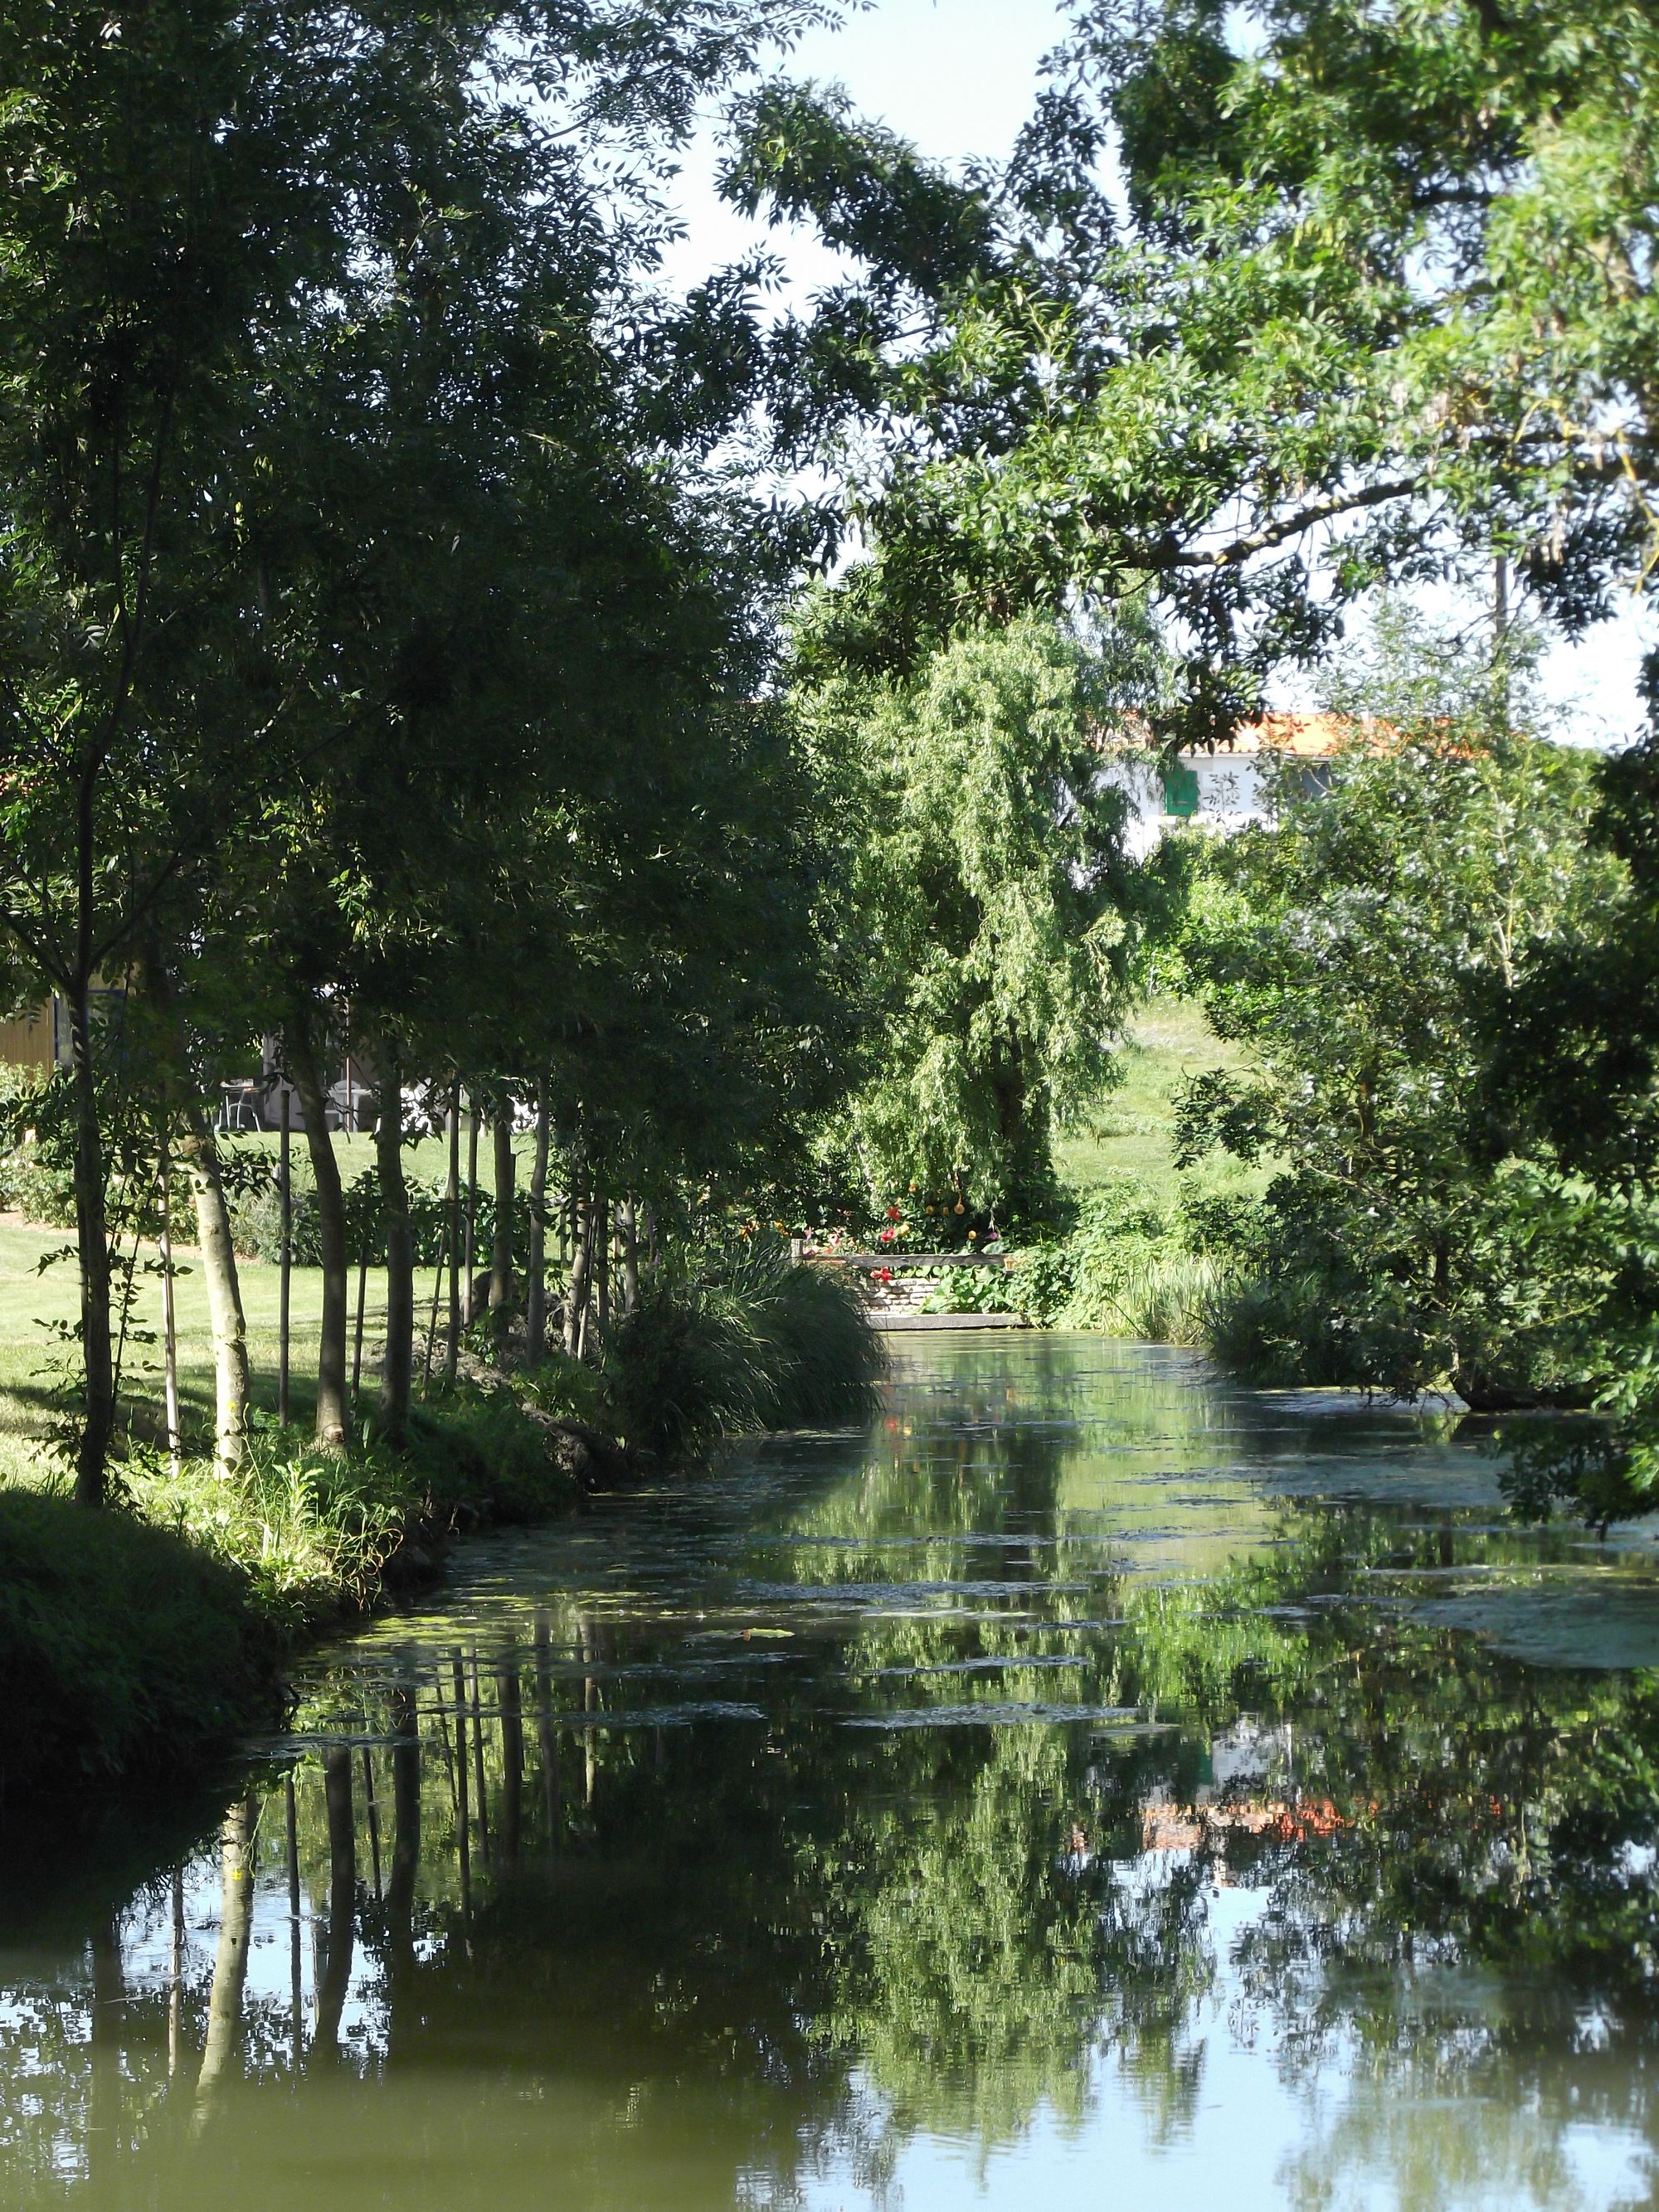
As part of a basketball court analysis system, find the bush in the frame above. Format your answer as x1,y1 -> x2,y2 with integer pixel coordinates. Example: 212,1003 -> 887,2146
919,1263 -> 1023,1315
129,1390 -> 586,1632
604,1242 -> 883,1453
1012,1177 -> 1223,1337
0,1489 -> 281,1809
129,1433 -> 410,1631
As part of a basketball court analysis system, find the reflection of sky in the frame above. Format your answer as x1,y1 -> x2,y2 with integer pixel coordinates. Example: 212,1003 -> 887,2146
800,1875 -> 1656,2212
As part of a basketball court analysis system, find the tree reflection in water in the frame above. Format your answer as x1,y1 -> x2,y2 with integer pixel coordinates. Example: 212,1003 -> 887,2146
2,1339 -> 1658,2209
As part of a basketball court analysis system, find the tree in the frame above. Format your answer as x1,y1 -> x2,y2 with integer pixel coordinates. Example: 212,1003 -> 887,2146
0,2 -> 368,1500
727,0 -> 1659,714
0,0 -> 853,1491
1175,677 -> 1632,1406
801,614 -> 1170,1228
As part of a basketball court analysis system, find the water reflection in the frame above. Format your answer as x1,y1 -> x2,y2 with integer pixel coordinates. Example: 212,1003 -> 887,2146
5,1339 -> 1659,2208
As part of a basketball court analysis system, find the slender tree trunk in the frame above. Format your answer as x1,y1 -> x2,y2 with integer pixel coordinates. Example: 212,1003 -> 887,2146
351,1244 -> 367,1398
147,960 -> 251,1474
278,1093 -> 292,1426
375,1048 -> 414,1444
178,1096 -> 250,1477
606,1185 -> 619,1335
158,1130 -> 180,1479
424,1212 -> 450,1380
68,980 -> 115,1508
564,1174 -> 594,1357
465,1101 -> 479,1324
445,1082 -> 461,1382
489,1092 -> 514,1318
288,1010 -> 349,1448
621,1194 -> 640,1316
525,1084 -> 550,1367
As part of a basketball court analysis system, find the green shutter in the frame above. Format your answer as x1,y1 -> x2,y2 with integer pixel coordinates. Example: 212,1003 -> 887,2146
1160,762 -> 1199,818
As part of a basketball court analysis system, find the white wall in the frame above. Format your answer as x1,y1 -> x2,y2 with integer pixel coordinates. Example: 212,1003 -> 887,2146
1099,752 -> 1276,859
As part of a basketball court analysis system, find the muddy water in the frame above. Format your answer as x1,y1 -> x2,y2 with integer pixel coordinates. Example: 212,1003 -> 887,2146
8,1336 -> 1659,2210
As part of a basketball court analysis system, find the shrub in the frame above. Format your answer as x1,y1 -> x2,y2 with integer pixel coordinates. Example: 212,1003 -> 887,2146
0,1489 -> 280,1808
604,1242 -> 883,1453
129,1434 -> 409,1631
919,1263 -> 1023,1315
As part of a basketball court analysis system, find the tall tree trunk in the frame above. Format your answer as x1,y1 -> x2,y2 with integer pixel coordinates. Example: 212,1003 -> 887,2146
68,980 -> 115,1508
445,1082 -> 460,1383
465,1100 -> 479,1323
489,1092 -> 514,1317
594,1184 -> 610,1338
158,1130 -> 180,1478
145,958 -> 251,1475
375,1048 -> 414,1444
525,1082 -> 550,1367
288,1009 -> 349,1448
564,1174 -> 594,1357
278,1094 -> 293,1425
621,1194 -> 640,1316
178,1095 -> 250,1478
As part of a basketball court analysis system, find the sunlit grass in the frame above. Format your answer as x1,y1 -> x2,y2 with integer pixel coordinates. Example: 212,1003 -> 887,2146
1054,996 -> 1264,1210
0,1216 -> 453,1482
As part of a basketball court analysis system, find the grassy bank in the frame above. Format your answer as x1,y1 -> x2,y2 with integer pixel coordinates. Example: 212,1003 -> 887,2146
907,998 -> 1260,1339
0,1242 -> 879,1821
1054,998 -> 1262,1213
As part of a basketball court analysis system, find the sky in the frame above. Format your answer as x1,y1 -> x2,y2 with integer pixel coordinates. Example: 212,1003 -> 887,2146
663,0 -> 1654,745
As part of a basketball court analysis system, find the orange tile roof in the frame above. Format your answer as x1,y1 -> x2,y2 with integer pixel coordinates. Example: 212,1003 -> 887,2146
1219,712 -> 1363,757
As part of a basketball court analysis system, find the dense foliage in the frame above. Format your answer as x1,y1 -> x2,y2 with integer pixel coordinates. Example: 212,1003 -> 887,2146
800,615 -> 1170,1229
1175,717 -> 1640,1407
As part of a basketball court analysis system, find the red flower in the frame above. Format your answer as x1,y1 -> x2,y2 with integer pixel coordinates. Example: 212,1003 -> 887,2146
877,1226 -> 895,1244
886,1204 -> 902,1221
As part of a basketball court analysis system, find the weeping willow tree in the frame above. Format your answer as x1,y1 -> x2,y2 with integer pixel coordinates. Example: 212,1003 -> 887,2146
805,614 -> 1173,1230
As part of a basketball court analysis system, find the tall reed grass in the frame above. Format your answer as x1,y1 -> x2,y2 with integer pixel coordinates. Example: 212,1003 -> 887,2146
604,1243 -> 883,1454
1058,1247 -> 1235,1346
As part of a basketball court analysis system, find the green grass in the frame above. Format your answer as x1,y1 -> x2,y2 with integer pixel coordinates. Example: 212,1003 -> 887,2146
0,1216 -> 457,1481
1054,996 -> 1265,1211
221,1125 -> 538,1187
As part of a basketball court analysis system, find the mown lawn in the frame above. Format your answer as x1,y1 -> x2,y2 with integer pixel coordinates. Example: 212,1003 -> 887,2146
1054,996 -> 1265,1210
0,1217 -> 450,1483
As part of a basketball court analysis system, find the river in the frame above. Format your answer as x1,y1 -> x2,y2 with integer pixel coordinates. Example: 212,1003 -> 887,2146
7,1335 -> 1659,2209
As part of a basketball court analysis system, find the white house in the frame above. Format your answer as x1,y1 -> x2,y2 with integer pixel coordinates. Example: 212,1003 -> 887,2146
1104,712 -> 1358,860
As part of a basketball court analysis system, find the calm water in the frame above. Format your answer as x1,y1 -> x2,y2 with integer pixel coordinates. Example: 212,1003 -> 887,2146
9,1337 -> 1659,2210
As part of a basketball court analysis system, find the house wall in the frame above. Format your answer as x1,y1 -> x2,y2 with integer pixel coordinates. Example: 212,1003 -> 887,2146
0,1001 -> 57,1074
1099,752 -> 1276,858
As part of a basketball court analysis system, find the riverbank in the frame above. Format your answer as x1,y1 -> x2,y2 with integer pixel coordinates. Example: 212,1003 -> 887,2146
0,1380 -> 612,1824
1,1247 -> 883,1824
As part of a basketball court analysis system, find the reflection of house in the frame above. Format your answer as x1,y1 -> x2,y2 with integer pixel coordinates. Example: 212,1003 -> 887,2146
1140,1798 -> 1347,1854
1103,712 -> 1371,861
